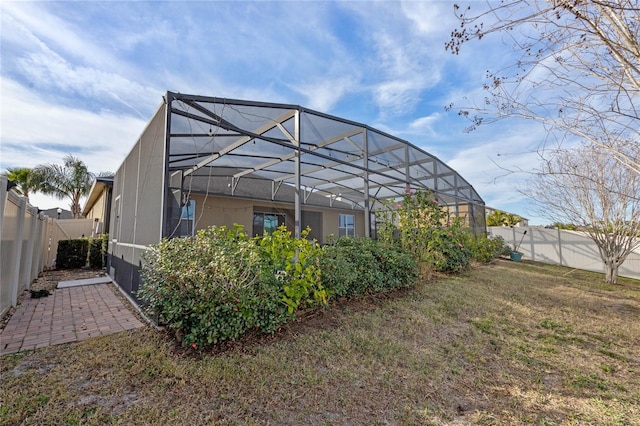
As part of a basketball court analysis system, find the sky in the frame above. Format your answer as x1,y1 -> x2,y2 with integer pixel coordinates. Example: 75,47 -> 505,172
1,0 -> 550,225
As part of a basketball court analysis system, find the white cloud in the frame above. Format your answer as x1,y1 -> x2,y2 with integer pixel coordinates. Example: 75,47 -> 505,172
292,76 -> 360,112
401,1 -> 457,35
409,113 -> 442,135
17,50 -> 159,117
0,0 -> 552,220
2,2 -> 127,72
443,121 -> 550,222
370,35 -> 439,115
0,78 -> 147,176
2,3 -> 161,118
337,3 -> 447,117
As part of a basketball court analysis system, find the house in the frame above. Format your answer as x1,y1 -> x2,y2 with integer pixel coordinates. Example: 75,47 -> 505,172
41,207 -> 73,220
90,93 -> 486,302
82,176 -> 113,236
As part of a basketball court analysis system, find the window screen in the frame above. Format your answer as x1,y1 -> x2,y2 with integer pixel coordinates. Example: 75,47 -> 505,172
179,199 -> 195,237
253,213 -> 286,236
338,214 -> 355,237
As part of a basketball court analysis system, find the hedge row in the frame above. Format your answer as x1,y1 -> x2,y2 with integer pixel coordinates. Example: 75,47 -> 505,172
138,220 -> 507,350
138,225 -> 419,349
320,237 -> 418,298
55,234 -> 108,270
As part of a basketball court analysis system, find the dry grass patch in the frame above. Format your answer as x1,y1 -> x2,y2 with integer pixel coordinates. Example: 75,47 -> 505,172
1,260 -> 639,425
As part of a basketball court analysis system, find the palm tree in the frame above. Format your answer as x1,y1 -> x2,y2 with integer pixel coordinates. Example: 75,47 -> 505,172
33,155 -> 95,219
486,209 -> 523,227
2,167 -> 38,202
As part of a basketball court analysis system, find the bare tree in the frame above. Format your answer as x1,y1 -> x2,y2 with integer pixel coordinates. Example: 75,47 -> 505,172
528,142 -> 640,284
446,0 -> 640,172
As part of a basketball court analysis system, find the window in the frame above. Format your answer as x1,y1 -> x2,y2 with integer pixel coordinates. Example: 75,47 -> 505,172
180,199 -> 195,236
113,196 -> 121,241
253,213 -> 286,236
339,214 -> 355,237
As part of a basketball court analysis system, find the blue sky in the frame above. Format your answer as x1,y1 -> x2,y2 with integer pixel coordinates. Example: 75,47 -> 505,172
1,1 -> 549,224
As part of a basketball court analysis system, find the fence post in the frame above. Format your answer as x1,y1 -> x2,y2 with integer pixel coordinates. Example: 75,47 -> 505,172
38,214 -> 50,272
9,197 -> 27,307
0,176 -> 6,253
557,228 -> 564,266
21,206 -> 37,290
44,217 -> 53,268
30,211 -> 45,284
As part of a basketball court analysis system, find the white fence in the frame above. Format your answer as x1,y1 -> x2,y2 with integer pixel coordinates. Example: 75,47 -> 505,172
488,226 -> 640,281
0,176 -> 95,318
45,219 -> 96,268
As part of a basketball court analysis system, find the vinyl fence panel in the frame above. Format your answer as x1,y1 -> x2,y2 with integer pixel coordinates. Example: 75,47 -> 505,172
488,226 -> 640,280
1,189 -> 23,316
46,219 -> 95,268
0,176 -> 50,318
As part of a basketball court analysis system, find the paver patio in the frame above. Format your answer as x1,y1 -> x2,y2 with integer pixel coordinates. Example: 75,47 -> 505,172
0,282 -> 146,355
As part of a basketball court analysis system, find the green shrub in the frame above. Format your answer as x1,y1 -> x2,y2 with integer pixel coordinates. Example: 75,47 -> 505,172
140,225 -> 418,350
140,224 -> 328,349
468,234 -> 507,263
423,221 -> 474,272
376,190 -> 475,273
139,225 -> 278,347
320,237 -> 417,298
88,234 -> 108,269
257,226 -> 326,314
56,239 -> 88,269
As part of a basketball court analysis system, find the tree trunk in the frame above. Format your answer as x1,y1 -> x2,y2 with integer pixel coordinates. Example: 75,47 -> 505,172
72,192 -> 82,219
604,261 -> 619,284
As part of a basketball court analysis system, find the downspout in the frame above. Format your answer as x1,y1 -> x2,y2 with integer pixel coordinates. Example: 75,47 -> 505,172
104,185 -> 112,235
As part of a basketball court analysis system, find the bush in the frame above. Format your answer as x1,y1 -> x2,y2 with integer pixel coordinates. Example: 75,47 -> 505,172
140,225 -> 418,350
139,225 -> 277,347
56,239 -> 89,269
424,222 -> 474,272
139,225 -> 327,349
88,234 -> 108,269
375,189 -> 476,274
321,237 -> 418,298
257,226 -> 326,314
468,234 -> 507,263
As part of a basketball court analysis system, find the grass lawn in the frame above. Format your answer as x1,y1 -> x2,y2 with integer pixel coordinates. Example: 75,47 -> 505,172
1,260 -> 639,425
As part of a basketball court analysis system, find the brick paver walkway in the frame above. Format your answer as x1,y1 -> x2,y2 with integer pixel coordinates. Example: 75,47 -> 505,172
0,283 -> 146,355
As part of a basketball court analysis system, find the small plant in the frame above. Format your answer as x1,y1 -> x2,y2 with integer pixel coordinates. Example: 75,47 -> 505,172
423,217 -> 474,272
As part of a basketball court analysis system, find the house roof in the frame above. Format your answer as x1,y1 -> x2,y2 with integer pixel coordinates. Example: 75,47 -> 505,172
41,207 -> 73,219
166,93 -> 484,211
81,177 -> 113,217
